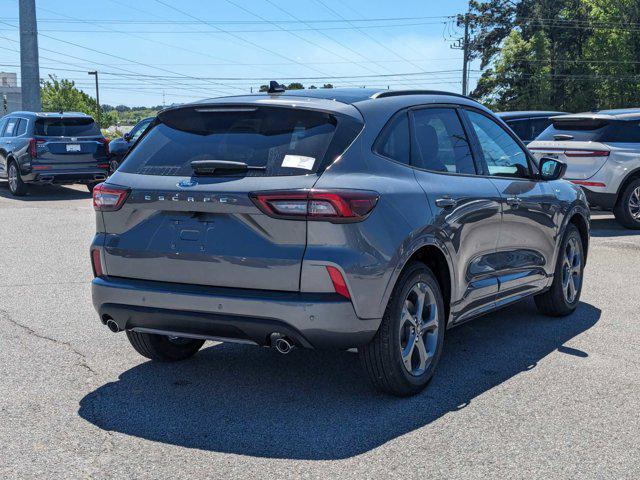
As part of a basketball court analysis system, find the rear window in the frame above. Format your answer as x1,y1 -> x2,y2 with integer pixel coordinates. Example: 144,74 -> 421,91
120,106 -> 356,176
35,117 -> 101,137
537,118 -> 613,142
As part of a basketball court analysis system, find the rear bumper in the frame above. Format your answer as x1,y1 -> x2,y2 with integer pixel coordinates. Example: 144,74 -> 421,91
91,276 -> 380,349
23,168 -> 108,185
581,188 -> 617,209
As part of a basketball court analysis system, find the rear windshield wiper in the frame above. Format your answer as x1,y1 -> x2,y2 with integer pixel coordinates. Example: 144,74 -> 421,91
190,160 -> 266,175
553,134 -> 574,141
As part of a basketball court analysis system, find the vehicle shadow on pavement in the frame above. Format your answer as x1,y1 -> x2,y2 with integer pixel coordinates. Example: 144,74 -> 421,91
78,299 -> 600,460
590,215 -> 640,237
0,182 -> 91,201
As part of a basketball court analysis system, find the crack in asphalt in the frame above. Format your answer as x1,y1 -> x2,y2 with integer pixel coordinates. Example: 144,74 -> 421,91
0,309 -> 97,375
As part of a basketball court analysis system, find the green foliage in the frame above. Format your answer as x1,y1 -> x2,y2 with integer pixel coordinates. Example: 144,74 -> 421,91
40,75 -> 100,118
286,82 -> 304,90
467,0 -> 640,111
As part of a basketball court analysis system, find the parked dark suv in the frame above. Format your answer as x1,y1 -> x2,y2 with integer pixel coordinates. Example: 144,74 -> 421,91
0,112 -> 109,196
91,88 -> 590,396
107,116 -> 154,173
497,111 -> 567,145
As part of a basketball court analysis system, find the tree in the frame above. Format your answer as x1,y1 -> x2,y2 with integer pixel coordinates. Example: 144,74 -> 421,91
465,0 -> 640,111
40,75 -> 117,127
286,82 -> 304,90
322,83 -> 334,89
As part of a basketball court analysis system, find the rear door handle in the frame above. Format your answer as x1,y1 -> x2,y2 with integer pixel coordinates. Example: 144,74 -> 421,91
435,197 -> 458,209
506,196 -> 522,207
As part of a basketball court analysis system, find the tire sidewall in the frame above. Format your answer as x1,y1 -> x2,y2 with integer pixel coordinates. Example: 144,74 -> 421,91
617,179 -> 640,228
7,161 -> 25,196
554,225 -> 584,310
387,264 -> 446,389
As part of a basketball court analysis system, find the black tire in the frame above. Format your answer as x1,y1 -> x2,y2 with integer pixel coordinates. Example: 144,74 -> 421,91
7,161 -> 27,196
126,330 -> 205,362
534,224 -> 584,317
613,178 -> 640,229
359,261 -> 446,397
108,157 -> 121,175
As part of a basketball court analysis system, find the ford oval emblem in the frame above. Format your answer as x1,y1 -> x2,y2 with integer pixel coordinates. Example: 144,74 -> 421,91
177,179 -> 198,188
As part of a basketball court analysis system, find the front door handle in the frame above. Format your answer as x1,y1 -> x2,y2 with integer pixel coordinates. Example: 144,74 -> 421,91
506,196 -> 522,207
435,197 -> 458,209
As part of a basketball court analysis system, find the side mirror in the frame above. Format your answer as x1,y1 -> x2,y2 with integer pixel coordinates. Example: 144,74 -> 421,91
123,132 -> 132,142
539,157 -> 567,181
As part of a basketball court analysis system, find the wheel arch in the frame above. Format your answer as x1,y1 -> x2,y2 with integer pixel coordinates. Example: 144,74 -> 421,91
616,167 -> 640,200
382,239 -> 455,326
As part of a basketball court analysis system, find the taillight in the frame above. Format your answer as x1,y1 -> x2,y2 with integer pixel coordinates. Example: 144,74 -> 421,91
99,138 -> 110,156
92,183 -> 130,211
250,189 -> 379,222
28,138 -> 37,158
563,149 -> 609,157
326,266 -> 350,299
90,248 -> 104,277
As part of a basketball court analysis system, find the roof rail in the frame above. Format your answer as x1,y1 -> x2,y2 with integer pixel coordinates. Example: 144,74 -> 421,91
372,90 -> 472,100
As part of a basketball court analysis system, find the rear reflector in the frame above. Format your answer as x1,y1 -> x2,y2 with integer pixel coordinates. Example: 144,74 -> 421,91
91,248 -> 104,277
326,266 -> 350,299
250,189 -> 379,222
92,183 -> 130,211
33,165 -> 52,171
571,180 -> 607,188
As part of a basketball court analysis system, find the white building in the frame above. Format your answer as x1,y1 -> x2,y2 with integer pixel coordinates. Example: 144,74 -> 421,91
0,72 -> 23,114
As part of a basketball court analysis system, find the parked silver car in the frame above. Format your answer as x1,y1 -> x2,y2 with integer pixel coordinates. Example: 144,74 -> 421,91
529,109 -> 640,228
90,87 -> 590,396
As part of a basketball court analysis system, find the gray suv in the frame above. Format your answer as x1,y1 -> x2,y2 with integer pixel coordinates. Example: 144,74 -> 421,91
90,88 -> 590,396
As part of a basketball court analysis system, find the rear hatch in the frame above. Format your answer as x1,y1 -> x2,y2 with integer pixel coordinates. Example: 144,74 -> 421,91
34,116 -> 108,169
528,116 -> 613,179
99,103 -> 362,291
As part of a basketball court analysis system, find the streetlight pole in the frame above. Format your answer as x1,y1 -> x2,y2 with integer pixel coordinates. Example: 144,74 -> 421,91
88,70 -> 100,125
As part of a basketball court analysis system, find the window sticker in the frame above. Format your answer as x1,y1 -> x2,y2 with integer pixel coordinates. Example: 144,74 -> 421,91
282,154 -> 315,170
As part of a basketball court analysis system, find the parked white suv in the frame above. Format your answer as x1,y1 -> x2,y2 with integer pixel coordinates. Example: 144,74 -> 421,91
529,109 -> 640,229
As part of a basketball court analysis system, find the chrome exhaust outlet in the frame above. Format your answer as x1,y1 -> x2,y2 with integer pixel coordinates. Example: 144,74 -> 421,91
270,333 -> 294,354
106,319 -> 121,333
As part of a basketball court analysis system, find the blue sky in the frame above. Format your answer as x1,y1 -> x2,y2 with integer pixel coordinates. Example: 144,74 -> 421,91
0,0 -> 478,106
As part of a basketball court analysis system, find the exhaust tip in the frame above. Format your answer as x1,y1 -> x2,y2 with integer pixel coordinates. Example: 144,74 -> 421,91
270,333 -> 294,354
105,318 -> 121,333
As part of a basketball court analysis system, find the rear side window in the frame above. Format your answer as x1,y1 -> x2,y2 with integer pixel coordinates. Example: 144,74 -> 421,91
410,108 -> 476,174
120,106 -> 350,176
606,121 -> 640,143
15,119 -> 28,136
374,113 -> 410,164
531,118 -> 553,139
35,117 -> 101,137
506,119 -> 532,142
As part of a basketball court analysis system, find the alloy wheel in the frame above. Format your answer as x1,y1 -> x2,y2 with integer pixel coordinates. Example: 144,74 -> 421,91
628,186 -> 640,220
398,282 -> 440,376
8,164 -> 18,193
561,236 -> 582,304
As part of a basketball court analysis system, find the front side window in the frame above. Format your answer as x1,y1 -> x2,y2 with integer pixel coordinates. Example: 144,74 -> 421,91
467,110 -> 530,178
374,112 -> 410,165
410,108 -> 475,174
130,119 -> 153,142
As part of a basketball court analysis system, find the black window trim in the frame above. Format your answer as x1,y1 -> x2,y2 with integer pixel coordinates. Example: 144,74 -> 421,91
372,103 -> 486,180
459,106 -> 540,182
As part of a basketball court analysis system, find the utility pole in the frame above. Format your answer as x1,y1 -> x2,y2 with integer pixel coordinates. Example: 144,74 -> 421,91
451,4 -> 472,96
88,71 -> 100,125
19,0 -> 42,111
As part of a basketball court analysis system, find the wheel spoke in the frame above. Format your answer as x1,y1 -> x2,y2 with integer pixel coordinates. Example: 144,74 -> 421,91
402,331 -> 417,371
401,304 -> 416,327
413,284 -> 427,320
415,337 -> 430,371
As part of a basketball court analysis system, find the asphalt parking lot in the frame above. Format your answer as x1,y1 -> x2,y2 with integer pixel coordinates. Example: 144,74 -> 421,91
0,183 -> 638,479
